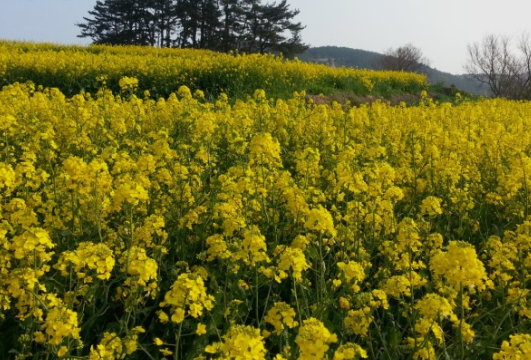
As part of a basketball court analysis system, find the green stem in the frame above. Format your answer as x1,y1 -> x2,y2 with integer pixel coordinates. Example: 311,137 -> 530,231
459,282 -> 464,360
175,320 -> 184,360
255,267 -> 260,326
293,280 -> 303,325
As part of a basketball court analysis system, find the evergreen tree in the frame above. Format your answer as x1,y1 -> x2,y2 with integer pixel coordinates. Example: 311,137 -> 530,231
174,0 -> 197,47
77,0 -> 154,46
77,0 -> 123,45
77,0 -> 308,56
174,0 -> 221,48
218,0 -> 237,52
148,0 -> 179,47
198,0 -> 222,49
242,0 -> 307,56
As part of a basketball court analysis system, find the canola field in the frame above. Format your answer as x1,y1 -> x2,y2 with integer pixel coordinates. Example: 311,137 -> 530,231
0,41 -> 426,99
1,43 -> 531,360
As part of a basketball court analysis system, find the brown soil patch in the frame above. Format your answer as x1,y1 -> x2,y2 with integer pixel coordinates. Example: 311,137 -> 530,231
307,92 -> 421,107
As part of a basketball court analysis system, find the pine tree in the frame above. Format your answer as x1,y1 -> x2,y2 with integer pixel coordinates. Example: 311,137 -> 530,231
77,0 -> 308,56
77,0 -> 155,46
174,0 -> 222,49
242,0 -> 307,56
198,0 -> 222,49
217,0 -> 247,52
148,0 -> 179,47
77,0 -> 121,45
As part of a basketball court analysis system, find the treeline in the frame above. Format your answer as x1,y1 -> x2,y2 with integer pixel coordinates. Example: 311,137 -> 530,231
77,0 -> 308,56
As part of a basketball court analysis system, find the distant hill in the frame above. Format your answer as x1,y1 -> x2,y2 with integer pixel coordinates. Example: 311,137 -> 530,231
299,46 -> 490,96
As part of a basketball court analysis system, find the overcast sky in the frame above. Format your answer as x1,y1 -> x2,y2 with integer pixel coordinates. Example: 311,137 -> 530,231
1,0 -> 531,74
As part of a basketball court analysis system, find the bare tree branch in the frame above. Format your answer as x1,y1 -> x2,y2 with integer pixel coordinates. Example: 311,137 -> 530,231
380,43 -> 429,73
465,33 -> 531,99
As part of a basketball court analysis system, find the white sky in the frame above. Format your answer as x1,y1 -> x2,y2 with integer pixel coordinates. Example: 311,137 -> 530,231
1,0 -> 531,74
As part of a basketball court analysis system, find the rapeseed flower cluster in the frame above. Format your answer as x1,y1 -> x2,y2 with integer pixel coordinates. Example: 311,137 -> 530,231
493,334 -> 531,360
295,318 -> 337,360
159,272 -> 214,323
42,306 -> 80,346
264,302 -> 299,334
88,332 -> 124,360
55,242 -> 115,281
205,325 -> 266,360
333,343 -> 368,360
430,241 -> 488,292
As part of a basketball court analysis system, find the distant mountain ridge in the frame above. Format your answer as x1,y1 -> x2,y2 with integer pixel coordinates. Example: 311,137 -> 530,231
299,46 -> 490,96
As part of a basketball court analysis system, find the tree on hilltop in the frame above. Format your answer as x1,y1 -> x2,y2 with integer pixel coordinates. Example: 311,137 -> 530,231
242,0 -> 307,56
149,0 -> 180,48
174,0 -> 222,49
380,43 -> 430,73
77,0 -> 155,46
77,0 -> 308,55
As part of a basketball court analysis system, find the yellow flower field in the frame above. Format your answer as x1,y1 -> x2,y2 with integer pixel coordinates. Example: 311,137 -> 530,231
0,41 -> 426,99
1,46 -> 531,359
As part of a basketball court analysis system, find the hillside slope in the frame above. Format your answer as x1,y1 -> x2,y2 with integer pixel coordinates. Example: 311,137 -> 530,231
0,41 -> 427,100
299,46 -> 490,96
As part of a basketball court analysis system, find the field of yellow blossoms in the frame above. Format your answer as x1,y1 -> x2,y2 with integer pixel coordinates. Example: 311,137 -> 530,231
2,42 -> 531,360
0,41 -> 426,99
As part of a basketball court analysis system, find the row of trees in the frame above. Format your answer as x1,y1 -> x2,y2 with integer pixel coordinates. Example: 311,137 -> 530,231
77,0 -> 308,56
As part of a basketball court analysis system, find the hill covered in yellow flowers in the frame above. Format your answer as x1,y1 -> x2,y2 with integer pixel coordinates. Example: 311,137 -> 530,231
0,40 -> 427,100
